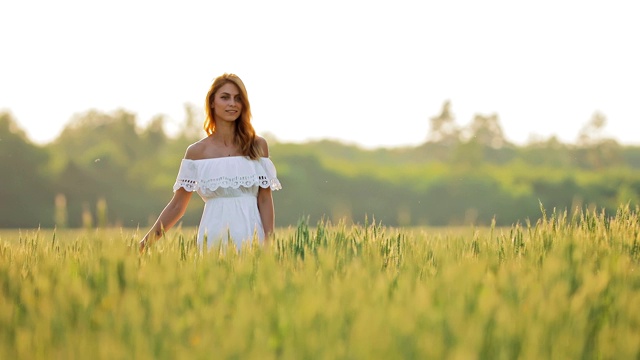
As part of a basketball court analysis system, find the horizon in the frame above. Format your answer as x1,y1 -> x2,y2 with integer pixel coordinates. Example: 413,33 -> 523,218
3,104 -> 638,150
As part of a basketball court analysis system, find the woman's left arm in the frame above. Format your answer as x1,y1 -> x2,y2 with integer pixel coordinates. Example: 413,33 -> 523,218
256,135 -> 275,244
257,187 -> 275,243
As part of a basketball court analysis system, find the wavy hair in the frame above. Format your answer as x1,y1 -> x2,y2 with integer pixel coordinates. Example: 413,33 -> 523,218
204,73 -> 262,159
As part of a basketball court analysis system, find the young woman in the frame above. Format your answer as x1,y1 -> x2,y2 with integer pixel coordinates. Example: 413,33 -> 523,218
139,73 -> 281,251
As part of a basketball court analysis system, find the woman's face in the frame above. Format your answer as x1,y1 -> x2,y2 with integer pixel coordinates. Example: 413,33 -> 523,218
211,82 -> 243,122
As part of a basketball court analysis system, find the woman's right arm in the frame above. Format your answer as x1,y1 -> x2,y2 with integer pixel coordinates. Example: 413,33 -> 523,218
139,143 -> 202,251
139,187 -> 193,251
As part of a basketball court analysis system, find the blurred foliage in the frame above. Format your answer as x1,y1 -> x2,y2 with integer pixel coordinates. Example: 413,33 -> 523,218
1,104 -> 639,229
0,113 -> 52,227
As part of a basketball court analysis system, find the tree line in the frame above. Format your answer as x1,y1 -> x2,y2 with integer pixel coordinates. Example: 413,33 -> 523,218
1,103 -> 639,229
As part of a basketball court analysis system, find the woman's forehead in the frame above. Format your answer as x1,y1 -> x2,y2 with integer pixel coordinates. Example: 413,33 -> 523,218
218,82 -> 240,94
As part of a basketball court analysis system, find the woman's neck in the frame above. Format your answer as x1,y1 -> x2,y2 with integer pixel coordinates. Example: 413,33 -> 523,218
212,124 -> 236,145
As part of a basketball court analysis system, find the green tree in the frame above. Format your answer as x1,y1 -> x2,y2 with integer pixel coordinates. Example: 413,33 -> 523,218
465,113 -> 507,149
422,100 -> 461,162
574,111 -> 622,169
180,103 -> 204,142
577,111 -> 607,146
521,135 -> 573,167
427,100 -> 460,146
48,109 -> 157,227
52,109 -> 141,170
141,115 -> 168,154
0,112 -> 54,227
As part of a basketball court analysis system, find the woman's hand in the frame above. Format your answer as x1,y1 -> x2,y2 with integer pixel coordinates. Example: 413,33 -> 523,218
138,239 -> 147,252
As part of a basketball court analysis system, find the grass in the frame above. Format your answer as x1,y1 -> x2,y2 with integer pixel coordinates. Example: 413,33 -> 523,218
1,207 -> 639,359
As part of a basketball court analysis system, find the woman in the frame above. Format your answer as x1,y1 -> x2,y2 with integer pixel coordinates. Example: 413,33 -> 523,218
139,73 -> 282,251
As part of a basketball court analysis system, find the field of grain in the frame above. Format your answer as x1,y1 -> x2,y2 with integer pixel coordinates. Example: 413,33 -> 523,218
1,208 -> 639,359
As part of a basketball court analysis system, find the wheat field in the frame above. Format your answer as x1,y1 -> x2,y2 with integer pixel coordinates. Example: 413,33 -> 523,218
1,207 -> 639,359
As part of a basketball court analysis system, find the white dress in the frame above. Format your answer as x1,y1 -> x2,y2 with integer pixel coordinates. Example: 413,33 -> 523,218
172,156 -> 282,250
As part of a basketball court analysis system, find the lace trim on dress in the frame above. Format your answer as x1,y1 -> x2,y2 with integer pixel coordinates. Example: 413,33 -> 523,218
266,177 -> 283,191
198,174 -> 281,191
174,179 -> 197,192
174,176 -> 281,192
172,157 -> 282,192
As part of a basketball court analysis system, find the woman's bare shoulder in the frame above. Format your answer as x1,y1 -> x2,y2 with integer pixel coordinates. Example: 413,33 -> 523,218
255,135 -> 270,157
184,137 -> 211,160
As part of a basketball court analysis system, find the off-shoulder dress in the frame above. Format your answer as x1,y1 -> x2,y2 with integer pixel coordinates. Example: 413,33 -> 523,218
172,156 -> 282,250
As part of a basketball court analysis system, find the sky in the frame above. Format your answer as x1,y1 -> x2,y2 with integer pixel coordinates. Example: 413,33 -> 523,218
1,0 -> 639,149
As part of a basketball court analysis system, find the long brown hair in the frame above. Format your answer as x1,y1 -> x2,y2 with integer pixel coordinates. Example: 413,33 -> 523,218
204,73 -> 262,159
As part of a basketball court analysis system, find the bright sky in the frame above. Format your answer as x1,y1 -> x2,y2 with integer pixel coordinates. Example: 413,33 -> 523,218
1,0 -> 639,149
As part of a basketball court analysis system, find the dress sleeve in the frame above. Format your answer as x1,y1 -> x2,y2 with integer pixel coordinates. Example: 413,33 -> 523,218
173,159 -> 198,192
259,157 -> 282,191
